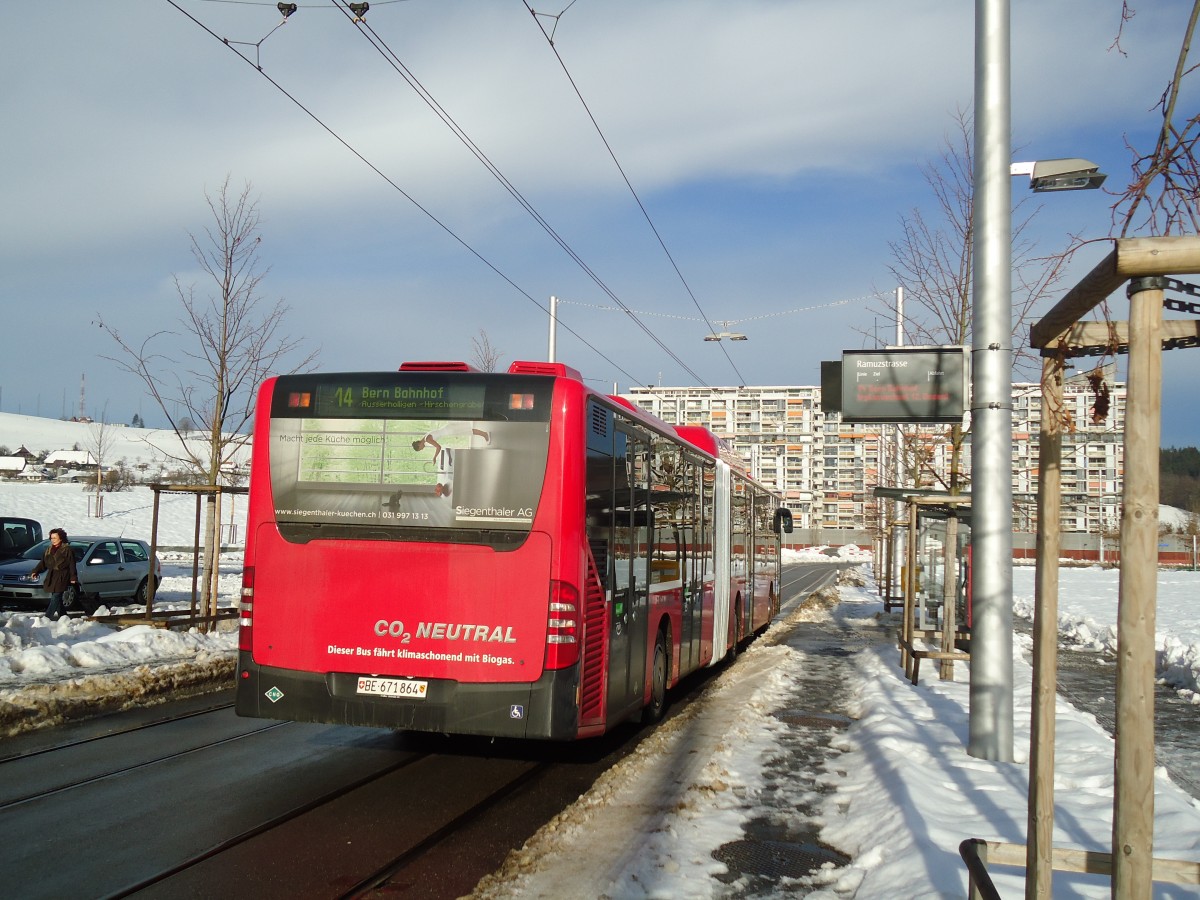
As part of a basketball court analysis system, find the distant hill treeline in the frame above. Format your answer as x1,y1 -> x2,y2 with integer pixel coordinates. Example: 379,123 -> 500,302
1162,447 -> 1200,514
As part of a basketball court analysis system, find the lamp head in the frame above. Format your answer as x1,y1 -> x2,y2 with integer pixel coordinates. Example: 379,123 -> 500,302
1025,158 -> 1107,192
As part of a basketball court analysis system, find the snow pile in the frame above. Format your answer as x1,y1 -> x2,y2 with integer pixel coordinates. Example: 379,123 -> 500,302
0,610 -> 237,736
783,544 -> 872,563
1012,566 -> 1200,702
818,595 -> 1200,898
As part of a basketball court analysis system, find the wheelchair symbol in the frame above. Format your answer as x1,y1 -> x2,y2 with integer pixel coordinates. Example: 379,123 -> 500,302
509,705 -> 524,720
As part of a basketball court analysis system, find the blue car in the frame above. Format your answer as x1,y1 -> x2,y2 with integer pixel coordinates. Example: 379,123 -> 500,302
0,536 -> 162,611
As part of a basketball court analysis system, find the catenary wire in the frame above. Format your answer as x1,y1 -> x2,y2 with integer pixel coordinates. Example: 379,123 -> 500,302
556,294 -> 881,324
166,0 -> 646,388
328,0 -> 710,386
522,0 -> 746,385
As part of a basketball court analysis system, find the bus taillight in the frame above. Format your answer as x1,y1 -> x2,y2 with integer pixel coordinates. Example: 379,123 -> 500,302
238,567 -> 254,652
544,580 -> 580,669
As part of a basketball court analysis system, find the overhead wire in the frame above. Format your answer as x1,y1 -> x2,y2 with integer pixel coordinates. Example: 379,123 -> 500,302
556,294 -> 880,324
522,0 -> 746,385
166,0 -> 645,389
327,0 -> 709,385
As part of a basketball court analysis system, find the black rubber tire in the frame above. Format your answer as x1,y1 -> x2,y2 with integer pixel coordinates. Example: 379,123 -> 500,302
642,632 -> 669,724
726,598 -> 742,664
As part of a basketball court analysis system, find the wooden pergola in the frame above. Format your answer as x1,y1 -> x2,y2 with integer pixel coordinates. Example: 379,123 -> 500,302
97,483 -> 247,633
1023,237 -> 1200,897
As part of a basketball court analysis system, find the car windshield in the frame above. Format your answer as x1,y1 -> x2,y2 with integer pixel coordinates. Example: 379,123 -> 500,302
22,539 -> 92,562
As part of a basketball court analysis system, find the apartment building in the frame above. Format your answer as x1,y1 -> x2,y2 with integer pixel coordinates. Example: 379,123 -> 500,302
625,376 -> 1125,533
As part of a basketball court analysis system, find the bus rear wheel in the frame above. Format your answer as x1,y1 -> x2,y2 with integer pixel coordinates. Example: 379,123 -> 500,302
642,632 -> 669,724
726,597 -> 742,664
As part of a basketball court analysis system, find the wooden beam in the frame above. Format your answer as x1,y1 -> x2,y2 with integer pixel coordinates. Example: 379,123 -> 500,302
1030,249 -> 1121,349
1042,319 -> 1200,357
980,840 -> 1200,884
1030,237 -> 1200,349
1115,235 -> 1200,277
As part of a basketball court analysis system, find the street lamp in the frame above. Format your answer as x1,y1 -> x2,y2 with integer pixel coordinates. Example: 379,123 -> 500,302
703,321 -> 747,341
973,0 -> 1108,766
1010,158 -> 1107,192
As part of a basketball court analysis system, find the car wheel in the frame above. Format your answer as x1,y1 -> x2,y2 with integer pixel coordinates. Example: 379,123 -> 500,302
642,631 -> 669,724
134,577 -> 153,604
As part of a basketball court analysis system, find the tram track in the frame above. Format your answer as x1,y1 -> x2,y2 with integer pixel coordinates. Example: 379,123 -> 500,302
0,716 -> 288,811
105,750 -> 438,899
0,694 -> 642,900
0,701 -> 238,765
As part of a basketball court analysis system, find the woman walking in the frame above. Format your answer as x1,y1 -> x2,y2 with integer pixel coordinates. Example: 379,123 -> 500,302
31,527 -> 79,621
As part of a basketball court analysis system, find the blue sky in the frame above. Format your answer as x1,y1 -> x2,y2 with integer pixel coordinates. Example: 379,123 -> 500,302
2,1 -> 1197,445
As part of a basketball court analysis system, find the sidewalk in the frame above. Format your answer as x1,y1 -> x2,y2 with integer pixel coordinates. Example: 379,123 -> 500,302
469,573 -> 890,899
468,571 -> 1200,899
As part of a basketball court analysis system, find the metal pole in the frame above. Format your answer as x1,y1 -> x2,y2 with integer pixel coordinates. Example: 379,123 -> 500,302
968,0 -> 1014,760
548,295 -> 558,362
894,286 -> 905,598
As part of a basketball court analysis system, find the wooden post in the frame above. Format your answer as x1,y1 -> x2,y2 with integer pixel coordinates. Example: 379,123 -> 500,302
147,487 -> 162,616
1112,277 -> 1164,899
190,494 -> 202,618
903,500 -> 919,680
939,510 -> 959,680
207,488 -> 223,632
884,527 -> 894,602
1027,354 -> 1065,899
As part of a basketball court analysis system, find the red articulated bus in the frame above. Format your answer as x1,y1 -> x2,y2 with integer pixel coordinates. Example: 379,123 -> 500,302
235,360 -> 793,740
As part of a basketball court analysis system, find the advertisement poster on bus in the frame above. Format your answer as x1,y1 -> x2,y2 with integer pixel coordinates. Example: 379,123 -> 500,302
268,416 -> 549,530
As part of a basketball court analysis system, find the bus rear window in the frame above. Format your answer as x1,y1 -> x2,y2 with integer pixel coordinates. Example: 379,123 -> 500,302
266,374 -> 553,534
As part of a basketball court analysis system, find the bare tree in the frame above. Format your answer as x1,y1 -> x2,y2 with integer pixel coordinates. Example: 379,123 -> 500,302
99,176 -> 318,609
86,411 -> 116,517
1111,1 -> 1200,237
865,109 -> 1069,493
1047,3 -> 1200,445
470,329 -> 504,372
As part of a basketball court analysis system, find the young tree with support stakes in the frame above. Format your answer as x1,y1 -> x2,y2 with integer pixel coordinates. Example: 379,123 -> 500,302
98,176 -> 318,615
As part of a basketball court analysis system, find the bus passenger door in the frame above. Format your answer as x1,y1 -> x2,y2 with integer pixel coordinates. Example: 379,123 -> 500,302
608,428 -> 650,721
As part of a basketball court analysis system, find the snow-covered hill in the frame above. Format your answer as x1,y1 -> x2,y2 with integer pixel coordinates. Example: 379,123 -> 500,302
0,411 -> 250,478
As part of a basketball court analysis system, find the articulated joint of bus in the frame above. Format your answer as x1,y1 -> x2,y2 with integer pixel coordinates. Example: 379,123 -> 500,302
543,579 -> 580,670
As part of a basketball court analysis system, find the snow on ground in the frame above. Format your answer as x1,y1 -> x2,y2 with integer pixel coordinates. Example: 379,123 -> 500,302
1013,565 -> 1200,703
816,579 -> 1200,899
470,570 -> 1200,899
0,468 -> 246,735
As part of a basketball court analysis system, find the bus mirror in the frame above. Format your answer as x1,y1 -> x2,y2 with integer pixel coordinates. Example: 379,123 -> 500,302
773,507 -> 794,535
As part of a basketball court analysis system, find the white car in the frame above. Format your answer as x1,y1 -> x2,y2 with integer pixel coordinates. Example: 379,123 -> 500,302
0,536 -> 161,610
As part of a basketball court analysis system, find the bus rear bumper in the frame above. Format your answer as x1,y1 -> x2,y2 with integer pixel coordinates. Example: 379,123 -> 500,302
234,651 -> 581,740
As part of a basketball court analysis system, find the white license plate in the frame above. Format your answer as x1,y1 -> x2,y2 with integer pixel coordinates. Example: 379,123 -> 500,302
356,677 -> 428,699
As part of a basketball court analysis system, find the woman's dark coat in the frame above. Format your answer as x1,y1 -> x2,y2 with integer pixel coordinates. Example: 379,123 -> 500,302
32,541 -> 78,593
